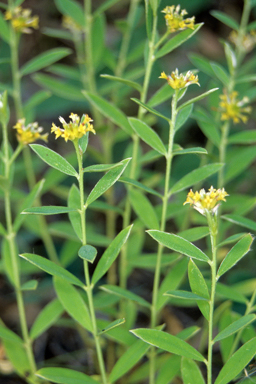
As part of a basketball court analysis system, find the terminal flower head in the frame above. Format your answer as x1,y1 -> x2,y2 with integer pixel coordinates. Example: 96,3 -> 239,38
51,113 -> 95,142
159,69 -> 200,90
219,91 -> 251,124
162,5 -> 195,33
229,30 -> 256,52
184,186 -> 228,215
62,15 -> 83,32
5,6 -> 39,33
14,119 -> 48,145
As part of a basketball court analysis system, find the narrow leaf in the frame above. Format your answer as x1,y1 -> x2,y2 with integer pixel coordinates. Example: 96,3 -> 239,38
173,147 -> 207,156
177,88 -> 218,112
131,98 -> 169,121
36,367 -> 98,384
22,206 -> 77,215
129,189 -> 159,230
68,184 -> 82,241
188,259 -> 210,320
0,324 -> 23,345
119,177 -> 162,199
229,130 -> 256,144
210,62 -> 229,86
147,83 -> 175,108
100,285 -> 150,308
164,290 -> 208,301
30,144 -> 78,177
99,318 -> 125,335
30,299 -> 63,340
83,163 -> 120,172
101,74 -> 142,92
210,10 -> 239,30
21,280 -> 38,291
181,357 -> 206,384
214,314 -> 256,343
222,214 -> 256,232
175,104 -> 193,131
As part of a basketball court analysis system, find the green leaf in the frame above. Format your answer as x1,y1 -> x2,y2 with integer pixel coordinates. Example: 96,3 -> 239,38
164,290 -> 208,301
181,357 -> 206,384
0,222 -> 6,236
36,367 -> 99,384
148,231 -> 210,263
101,74 -> 142,92
0,12 -> 10,43
3,340 -> 30,378
21,279 -> 38,291
218,233 -> 248,247
188,259 -> 210,320
20,48 -> 72,76
13,179 -> 45,230
210,62 -> 230,86
217,234 -> 253,278
130,329 -> 205,362
210,10 -> 239,30
222,214 -> 256,232
196,120 -> 221,147
175,104 -> 193,131
229,130 -> 256,144
92,225 -> 132,284
129,189 -> 159,230
178,226 -> 209,242
109,339 -> 150,383
93,0 -> 120,17
22,206 -> 77,215
189,53 -> 215,77
68,184 -> 82,241
19,253 -> 84,287
54,276 -> 93,332
78,245 -> 97,264
24,90 -> 51,114
155,24 -> 203,59
173,147 -> 207,156
86,158 -> 130,206
147,83 -> 175,108
214,314 -> 256,343
54,0 -> 84,27
30,144 -> 78,177
83,91 -> 133,135
119,177 -> 162,199
225,147 -> 256,182
42,27 -> 72,41
100,285 -> 150,308
214,281 -> 247,304
131,98 -> 169,121
30,299 -> 63,340
214,338 -> 256,384
0,324 -> 23,345
99,318 -> 125,335
78,132 -> 89,153
170,163 -> 223,194
129,117 -> 166,155
177,88 -> 219,112
83,163 -> 120,172
156,355 -> 181,384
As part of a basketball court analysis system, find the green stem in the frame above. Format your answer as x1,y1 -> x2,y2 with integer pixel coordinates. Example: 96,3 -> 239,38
218,121 -> 229,189
206,212 -> 218,384
236,0 -> 251,65
9,32 -> 23,118
74,141 -> 107,384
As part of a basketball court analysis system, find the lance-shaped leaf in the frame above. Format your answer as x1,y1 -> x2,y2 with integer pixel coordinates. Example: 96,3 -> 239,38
54,277 -> 93,332
100,285 -> 150,308
170,163 -> 223,194
210,10 -> 239,30
22,206 -> 77,215
214,338 -> 256,384
20,48 -> 72,76
109,339 -> 150,383
30,299 -> 63,340
210,62 -> 230,86
101,74 -> 142,92
36,367 -> 99,384
86,158 -> 130,206
222,214 -> 256,232
54,0 -> 84,27
164,290 -> 208,301
147,83 -> 175,108
130,329 -> 205,362
0,324 -> 23,345
131,98 -> 169,121
188,259 -> 210,320
177,88 -> 218,112
68,184 -> 82,241
83,91 -> 133,135
19,253 -> 84,287
83,163 -> 120,172
217,234 -> 253,278
214,314 -> 256,343
99,318 -> 125,335
119,177 -> 162,199
173,147 -> 207,156
92,225 -> 132,284
30,144 -> 78,177
229,130 -> 256,144
21,280 -> 38,291
129,189 -> 159,230
181,357 -> 206,384
155,23 -> 203,58
128,117 -> 166,155
0,13 -> 10,43
147,231 -> 210,263
175,104 -> 193,131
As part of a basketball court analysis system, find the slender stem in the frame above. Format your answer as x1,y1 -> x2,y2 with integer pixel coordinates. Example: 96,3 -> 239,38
218,121 -> 229,189
74,141 -> 107,384
236,0 -> 251,65
206,212 -> 218,384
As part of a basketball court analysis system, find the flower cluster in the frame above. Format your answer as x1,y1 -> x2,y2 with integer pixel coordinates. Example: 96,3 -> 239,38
162,5 -> 195,33
51,113 -> 95,142
5,7 -> 39,33
219,91 -> 251,124
229,30 -> 256,52
184,187 -> 228,215
62,15 -> 83,32
159,69 -> 200,90
13,119 -> 48,145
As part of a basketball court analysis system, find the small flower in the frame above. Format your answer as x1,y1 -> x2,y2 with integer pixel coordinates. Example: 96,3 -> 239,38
162,5 -> 195,33
183,186 -> 228,215
159,69 -> 200,90
219,91 -> 251,124
13,119 -> 48,145
229,30 -> 256,52
62,15 -> 83,32
5,7 -> 39,34
51,113 -> 95,142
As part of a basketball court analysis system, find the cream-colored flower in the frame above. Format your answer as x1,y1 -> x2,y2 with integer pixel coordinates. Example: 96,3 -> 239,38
162,5 -> 195,33
51,113 -> 95,142
219,91 -> 251,124
14,119 -> 48,145
229,30 -> 256,52
62,15 -> 83,32
159,69 -> 200,90
5,7 -> 39,33
184,186 -> 228,215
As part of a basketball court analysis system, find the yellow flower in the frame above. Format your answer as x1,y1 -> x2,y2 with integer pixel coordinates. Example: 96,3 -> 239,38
184,186 -> 228,215
62,15 -> 83,32
162,5 -> 195,33
229,30 -> 256,52
13,119 -> 48,145
159,69 -> 200,90
219,91 -> 251,124
51,113 -> 95,142
5,7 -> 39,34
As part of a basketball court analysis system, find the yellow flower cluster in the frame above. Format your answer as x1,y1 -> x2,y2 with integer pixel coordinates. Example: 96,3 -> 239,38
5,7 -> 39,34
184,187 -> 228,214
229,30 -> 256,52
14,119 -> 48,145
51,113 -> 95,142
159,69 -> 200,90
219,91 -> 251,124
62,15 -> 83,32
162,5 -> 195,33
